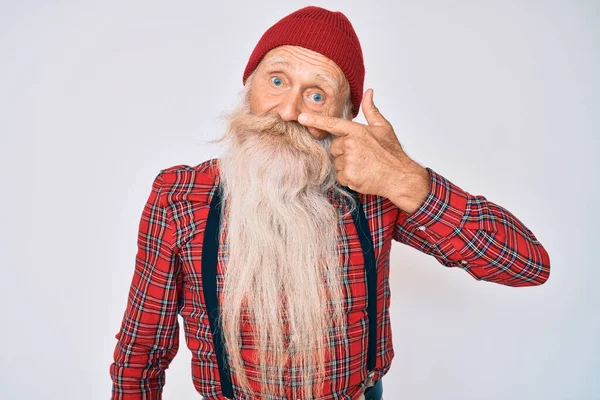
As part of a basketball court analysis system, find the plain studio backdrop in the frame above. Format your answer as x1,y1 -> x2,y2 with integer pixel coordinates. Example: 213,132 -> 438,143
1,1 -> 598,399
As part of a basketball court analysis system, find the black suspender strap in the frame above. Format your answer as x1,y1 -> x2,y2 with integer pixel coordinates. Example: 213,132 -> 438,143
202,183 -> 234,398
348,189 -> 378,372
202,184 -> 377,398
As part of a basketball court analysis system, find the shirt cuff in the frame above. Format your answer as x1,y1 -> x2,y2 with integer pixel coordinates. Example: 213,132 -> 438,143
402,167 -> 469,244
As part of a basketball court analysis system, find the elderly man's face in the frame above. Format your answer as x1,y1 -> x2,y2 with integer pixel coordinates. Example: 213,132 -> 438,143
249,45 -> 351,140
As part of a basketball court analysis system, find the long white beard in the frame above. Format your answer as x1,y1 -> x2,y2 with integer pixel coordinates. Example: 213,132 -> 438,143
215,98 -> 357,398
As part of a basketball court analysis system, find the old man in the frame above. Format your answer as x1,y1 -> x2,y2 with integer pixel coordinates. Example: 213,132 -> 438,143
110,6 -> 550,400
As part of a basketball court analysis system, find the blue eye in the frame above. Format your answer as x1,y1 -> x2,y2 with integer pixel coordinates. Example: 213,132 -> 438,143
311,93 -> 324,102
271,76 -> 283,86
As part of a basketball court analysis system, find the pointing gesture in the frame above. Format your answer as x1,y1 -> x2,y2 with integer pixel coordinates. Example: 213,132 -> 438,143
298,89 -> 430,208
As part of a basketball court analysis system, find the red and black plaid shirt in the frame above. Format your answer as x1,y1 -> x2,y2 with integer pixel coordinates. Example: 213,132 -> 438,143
110,158 -> 550,399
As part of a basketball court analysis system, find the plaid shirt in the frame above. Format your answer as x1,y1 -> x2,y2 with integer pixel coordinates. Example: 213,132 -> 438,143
110,158 -> 550,399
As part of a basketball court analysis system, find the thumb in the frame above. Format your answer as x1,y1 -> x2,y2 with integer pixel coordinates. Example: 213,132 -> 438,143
362,89 -> 388,127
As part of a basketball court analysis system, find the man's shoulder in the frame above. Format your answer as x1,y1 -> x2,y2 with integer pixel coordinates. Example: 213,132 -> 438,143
160,158 -> 219,180
155,158 -> 220,204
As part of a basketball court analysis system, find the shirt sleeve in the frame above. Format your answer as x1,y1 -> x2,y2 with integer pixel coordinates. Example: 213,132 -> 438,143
392,167 -> 551,286
110,171 -> 182,399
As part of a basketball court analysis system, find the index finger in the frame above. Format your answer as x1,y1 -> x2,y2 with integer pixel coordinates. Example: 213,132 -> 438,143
298,112 -> 363,136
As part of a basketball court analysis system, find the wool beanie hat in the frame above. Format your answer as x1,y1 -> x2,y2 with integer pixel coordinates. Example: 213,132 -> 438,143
242,6 -> 365,118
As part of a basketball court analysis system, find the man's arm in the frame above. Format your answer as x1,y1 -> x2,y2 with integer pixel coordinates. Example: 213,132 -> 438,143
110,171 -> 182,399
390,166 -> 551,287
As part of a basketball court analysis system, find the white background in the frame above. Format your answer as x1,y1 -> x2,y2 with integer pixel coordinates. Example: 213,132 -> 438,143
1,1 -> 598,399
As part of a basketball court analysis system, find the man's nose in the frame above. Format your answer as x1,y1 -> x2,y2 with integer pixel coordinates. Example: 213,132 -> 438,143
276,90 -> 303,122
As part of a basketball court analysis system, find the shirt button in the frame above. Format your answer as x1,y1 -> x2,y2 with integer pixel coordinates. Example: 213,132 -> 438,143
418,226 -> 426,231
461,260 -> 468,264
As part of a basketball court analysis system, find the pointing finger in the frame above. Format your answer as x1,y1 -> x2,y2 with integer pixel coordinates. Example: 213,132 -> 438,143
298,113 -> 364,136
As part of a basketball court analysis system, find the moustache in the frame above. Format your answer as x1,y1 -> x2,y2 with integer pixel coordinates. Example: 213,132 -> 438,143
228,111 -> 330,155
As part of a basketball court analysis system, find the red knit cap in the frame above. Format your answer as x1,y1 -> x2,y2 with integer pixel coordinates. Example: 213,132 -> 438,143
242,6 -> 365,118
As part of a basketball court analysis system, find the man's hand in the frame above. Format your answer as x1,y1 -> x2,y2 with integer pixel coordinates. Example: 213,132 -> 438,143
298,89 -> 430,213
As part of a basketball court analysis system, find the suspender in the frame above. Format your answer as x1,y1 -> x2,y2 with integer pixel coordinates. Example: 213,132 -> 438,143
202,184 -> 377,398
202,183 -> 234,398
347,188 -> 378,372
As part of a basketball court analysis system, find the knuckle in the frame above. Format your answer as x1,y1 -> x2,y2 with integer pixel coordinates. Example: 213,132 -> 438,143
334,157 -> 342,171
325,119 -> 336,130
345,139 -> 355,150
331,138 -> 341,151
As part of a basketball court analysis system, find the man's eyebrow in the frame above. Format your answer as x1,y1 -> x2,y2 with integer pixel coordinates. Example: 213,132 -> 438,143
262,56 -> 340,93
